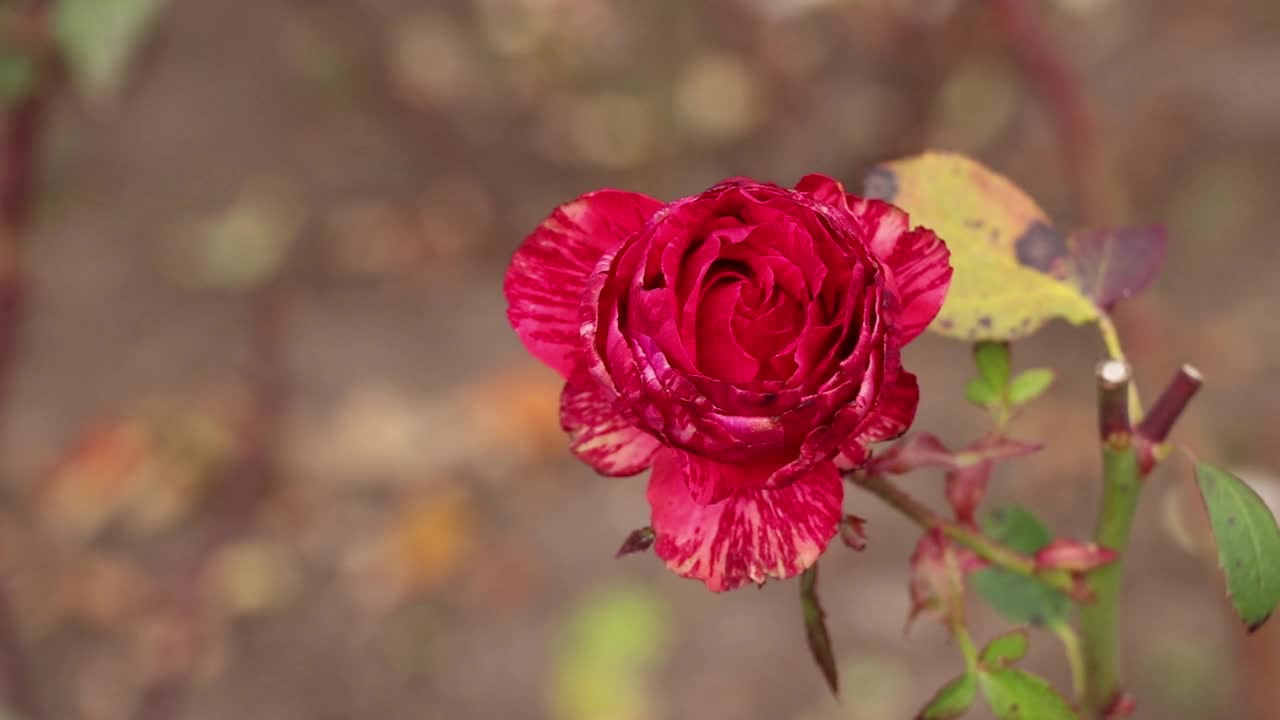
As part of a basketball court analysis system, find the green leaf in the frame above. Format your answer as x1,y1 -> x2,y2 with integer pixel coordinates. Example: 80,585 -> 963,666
979,506 -> 1052,553
979,629 -> 1029,669
971,507 -> 1069,627
964,377 -> 999,407
973,341 -> 1011,390
800,565 -> 839,695
978,667 -> 1079,719
53,0 -> 169,97
865,151 -> 1099,341
1194,462 -> 1280,631
917,673 -> 978,720
0,52 -> 35,105
1008,368 -> 1055,405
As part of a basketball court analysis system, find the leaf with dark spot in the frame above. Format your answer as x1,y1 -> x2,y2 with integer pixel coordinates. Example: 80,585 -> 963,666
1014,222 -> 1070,276
866,152 -> 1099,341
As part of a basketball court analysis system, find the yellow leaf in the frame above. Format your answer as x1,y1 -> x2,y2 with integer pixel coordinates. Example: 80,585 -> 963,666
867,151 -> 1098,340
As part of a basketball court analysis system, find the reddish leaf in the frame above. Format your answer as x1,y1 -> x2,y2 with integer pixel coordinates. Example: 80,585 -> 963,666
1069,225 -> 1167,311
945,463 -> 993,526
1034,539 -> 1119,573
944,436 -> 1042,523
871,433 -> 1041,477
907,529 -> 986,631
838,515 -> 869,551
869,433 -> 952,474
951,437 -> 1042,468
615,526 -> 655,558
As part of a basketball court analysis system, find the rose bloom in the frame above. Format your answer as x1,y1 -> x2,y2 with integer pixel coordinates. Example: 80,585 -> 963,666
505,176 -> 951,591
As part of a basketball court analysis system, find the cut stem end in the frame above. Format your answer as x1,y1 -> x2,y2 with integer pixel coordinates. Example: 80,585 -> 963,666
1097,360 -> 1132,441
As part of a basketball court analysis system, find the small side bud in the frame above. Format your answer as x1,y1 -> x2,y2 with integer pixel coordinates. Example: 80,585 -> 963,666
1103,690 -> 1137,719
615,526 -> 655,557
1034,538 -> 1120,573
839,515 -> 869,551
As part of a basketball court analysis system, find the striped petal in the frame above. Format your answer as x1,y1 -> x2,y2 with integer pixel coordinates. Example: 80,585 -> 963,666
846,199 -> 951,343
648,451 -> 843,592
505,190 -> 663,378
561,372 -> 662,476
858,370 -> 920,444
835,370 -> 919,469
663,449 -> 780,506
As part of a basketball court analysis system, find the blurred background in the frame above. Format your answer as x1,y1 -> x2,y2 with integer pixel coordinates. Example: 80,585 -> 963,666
0,0 -> 1278,718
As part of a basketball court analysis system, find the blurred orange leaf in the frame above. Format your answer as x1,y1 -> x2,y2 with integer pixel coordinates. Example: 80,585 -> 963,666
380,488 -> 477,596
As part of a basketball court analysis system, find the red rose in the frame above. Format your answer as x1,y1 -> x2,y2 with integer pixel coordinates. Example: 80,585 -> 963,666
505,175 -> 951,591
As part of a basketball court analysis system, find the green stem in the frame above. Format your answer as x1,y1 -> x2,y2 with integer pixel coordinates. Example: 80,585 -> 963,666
1052,621 -> 1086,704
851,473 -> 1084,600
1079,440 -> 1141,715
954,619 -> 980,672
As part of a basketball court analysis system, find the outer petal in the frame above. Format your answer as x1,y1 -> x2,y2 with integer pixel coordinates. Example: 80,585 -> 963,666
664,449 -> 779,506
648,451 -> 843,592
858,370 -> 919,444
505,190 -> 664,377
794,173 -> 849,209
834,371 -> 919,469
848,198 -> 952,344
561,372 -> 662,476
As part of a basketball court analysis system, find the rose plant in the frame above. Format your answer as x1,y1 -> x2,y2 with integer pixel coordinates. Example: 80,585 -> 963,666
504,156 -> 1280,719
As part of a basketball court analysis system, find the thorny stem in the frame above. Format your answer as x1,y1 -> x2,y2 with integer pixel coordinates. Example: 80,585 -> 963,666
850,473 -> 1085,600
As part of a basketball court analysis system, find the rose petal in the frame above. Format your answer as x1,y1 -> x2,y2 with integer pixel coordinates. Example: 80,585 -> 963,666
663,448 -> 779,506
858,371 -> 920,444
830,371 -> 917,472
846,199 -> 951,343
505,190 -> 663,377
648,451 -> 843,592
793,173 -> 849,209
561,371 -> 663,476
873,226 -> 951,343
695,280 -> 759,383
